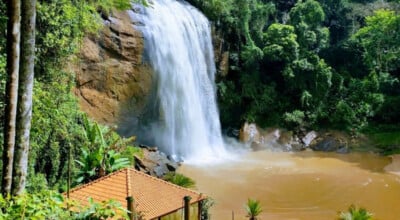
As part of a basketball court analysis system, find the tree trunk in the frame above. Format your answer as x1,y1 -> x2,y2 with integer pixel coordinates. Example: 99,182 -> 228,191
1,0 -> 21,196
12,0 -> 36,196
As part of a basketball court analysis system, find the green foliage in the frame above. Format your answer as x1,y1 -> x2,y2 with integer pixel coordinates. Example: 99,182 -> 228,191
352,9 -> 400,73
0,191 -> 69,219
318,0 -> 352,44
200,198 -> 215,219
263,24 -> 299,62
0,1 -> 6,48
338,205 -> 373,220
289,0 -> 329,52
30,75 -> 83,189
201,0 -> 396,133
21,0 -> 141,190
36,0 -> 98,79
238,73 -> 278,125
329,74 -> 384,130
34,0 -> 143,80
163,172 -> 196,189
73,197 -> 129,220
284,110 -> 305,128
0,0 -> 148,195
0,191 -> 128,220
74,116 -> 136,184
289,0 -> 326,27
25,173 -> 49,193
245,198 -> 262,219
365,130 -> 400,155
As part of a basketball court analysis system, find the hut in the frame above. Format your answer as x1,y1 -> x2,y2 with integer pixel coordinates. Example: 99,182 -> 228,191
67,168 -> 207,220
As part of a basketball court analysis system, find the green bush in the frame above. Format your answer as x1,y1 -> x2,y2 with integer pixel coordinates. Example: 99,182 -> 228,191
245,198 -> 262,220
338,205 -> 373,220
0,191 -> 129,220
74,116 -> 137,184
163,172 -> 196,189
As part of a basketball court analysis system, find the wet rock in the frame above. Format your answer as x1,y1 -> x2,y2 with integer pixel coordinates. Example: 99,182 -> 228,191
224,127 -> 240,138
134,146 -> 179,178
336,146 -> 350,154
311,137 -> 346,152
239,122 -> 261,144
302,131 -> 317,147
166,163 -> 177,172
140,144 -> 158,152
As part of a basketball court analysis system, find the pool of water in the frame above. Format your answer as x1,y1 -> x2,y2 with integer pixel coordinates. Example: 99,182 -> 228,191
179,151 -> 400,220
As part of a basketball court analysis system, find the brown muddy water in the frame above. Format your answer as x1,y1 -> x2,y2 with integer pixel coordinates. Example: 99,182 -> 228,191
179,151 -> 400,220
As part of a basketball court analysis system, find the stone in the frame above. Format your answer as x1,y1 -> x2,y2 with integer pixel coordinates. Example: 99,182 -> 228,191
133,146 -> 180,178
336,146 -> 349,154
239,122 -> 261,144
74,10 -> 153,126
302,131 -> 318,147
311,137 -> 345,152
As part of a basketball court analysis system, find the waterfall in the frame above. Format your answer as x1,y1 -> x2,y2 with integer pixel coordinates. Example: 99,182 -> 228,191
130,0 -> 227,162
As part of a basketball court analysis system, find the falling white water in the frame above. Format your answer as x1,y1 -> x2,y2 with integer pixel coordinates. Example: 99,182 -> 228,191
130,0 -> 228,162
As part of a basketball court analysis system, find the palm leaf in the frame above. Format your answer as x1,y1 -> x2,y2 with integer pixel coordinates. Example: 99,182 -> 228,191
245,198 -> 262,218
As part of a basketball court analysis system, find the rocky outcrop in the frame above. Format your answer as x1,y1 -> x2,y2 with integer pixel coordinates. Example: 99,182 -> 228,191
212,27 -> 230,77
310,132 -> 350,153
311,137 -> 346,152
238,122 -> 354,153
74,11 -> 153,126
134,145 -> 180,178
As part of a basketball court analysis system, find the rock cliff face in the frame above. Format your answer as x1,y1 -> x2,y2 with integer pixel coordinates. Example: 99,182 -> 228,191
75,9 -> 229,131
74,11 -> 153,126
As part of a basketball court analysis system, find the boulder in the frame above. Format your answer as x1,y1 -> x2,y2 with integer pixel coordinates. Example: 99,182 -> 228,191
302,131 -> 318,147
239,122 -> 261,144
134,145 -> 179,178
311,137 -> 346,152
276,130 -> 306,151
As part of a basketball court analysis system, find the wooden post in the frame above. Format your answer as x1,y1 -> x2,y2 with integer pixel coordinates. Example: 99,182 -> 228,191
198,200 -> 204,220
184,196 -> 192,220
126,196 -> 136,220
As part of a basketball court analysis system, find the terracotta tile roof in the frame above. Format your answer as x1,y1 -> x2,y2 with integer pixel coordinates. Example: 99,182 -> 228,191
67,168 -> 206,219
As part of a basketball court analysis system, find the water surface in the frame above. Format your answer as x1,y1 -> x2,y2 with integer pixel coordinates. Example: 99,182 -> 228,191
179,151 -> 400,220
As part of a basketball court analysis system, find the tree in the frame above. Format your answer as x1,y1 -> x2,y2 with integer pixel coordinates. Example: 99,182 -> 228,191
2,0 -> 21,196
263,23 -> 299,62
12,0 -> 36,196
289,0 -> 329,52
245,198 -> 262,220
74,116 -> 133,184
353,9 -> 400,74
319,0 -> 352,44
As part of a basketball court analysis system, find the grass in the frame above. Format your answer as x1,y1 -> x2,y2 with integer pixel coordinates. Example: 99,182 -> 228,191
360,124 -> 400,155
163,172 -> 196,189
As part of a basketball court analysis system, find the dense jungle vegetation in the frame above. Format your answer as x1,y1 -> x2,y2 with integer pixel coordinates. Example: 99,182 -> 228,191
0,0 -> 399,217
187,0 -> 400,135
0,0 -> 145,217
